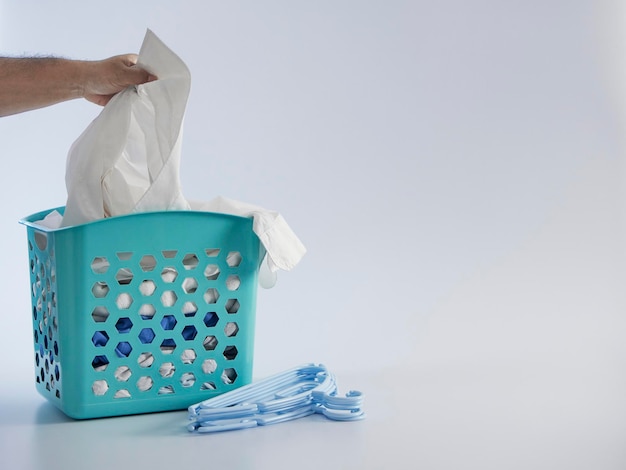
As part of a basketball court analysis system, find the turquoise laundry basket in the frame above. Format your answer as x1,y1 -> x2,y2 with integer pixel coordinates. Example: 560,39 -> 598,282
20,207 -> 264,419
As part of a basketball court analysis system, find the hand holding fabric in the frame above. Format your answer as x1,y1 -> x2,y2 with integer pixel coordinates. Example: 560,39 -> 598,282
82,54 -> 157,106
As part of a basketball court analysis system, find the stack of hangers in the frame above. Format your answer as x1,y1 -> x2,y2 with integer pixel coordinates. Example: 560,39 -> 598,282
187,363 -> 365,433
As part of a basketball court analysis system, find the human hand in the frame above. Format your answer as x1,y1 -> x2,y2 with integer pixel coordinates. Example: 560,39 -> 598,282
82,54 -> 157,106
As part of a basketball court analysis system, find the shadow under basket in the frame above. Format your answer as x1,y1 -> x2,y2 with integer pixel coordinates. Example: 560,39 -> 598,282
20,207 -> 264,420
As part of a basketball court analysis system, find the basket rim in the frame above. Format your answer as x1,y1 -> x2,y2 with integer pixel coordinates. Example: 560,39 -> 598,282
19,206 -> 254,233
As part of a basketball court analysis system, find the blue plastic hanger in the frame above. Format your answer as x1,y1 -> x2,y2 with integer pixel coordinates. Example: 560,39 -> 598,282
187,363 -> 365,433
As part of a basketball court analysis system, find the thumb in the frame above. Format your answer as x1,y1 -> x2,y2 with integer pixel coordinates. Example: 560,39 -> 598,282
124,64 -> 158,86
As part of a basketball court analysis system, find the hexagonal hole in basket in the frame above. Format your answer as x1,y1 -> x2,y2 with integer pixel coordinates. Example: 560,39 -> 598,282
137,352 -> 154,368
226,275 -> 240,291
159,362 -> 176,378
139,327 -> 155,344
114,390 -> 131,399
139,279 -> 156,296
226,251 -> 242,267
91,282 -> 109,298
183,253 -> 199,270
158,385 -> 175,395
224,322 -> 239,337
223,345 -> 238,360
92,331 -> 109,347
161,267 -> 178,283
92,379 -> 109,396
181,325 -> 197,341
201,382 -> 217,391
140,255 -> 157,272
115,317 -> 133,333
204,288 -> 219,304
180,372 -> 196,388
225,299 -> 240,314
181,348 -> 196,364
91,257 -> 110,274
160,339 -> 176,354
160,315 -> 177,331
115,341 -> 133,358
116,268 -> 133,285
91,306 -> 110,323
137,376 -> 153,392
221,368 -> 237,384
139,303 -> 156,320
203,335 -> 218,351
162,250 -> 178,259
116,251 -> 133,261
161,290 -> 177,307
116,293 -> 133,309
204,264 -> 220,280
182,277 -> 198,294
202,358 -> 217,374
203,311 -> 219,328
182,301 -> 197,318
115,365 -> 132,382
92,355 -> 109,371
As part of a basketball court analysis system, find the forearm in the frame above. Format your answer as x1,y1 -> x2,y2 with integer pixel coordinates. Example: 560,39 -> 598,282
0,57 -> 89,117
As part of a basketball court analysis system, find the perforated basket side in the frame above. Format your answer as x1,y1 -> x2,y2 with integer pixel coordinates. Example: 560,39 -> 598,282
22,209 -> 263,419
25,226 -> 62,405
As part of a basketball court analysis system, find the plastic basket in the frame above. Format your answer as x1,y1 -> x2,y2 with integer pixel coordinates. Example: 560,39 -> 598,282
19,207 -> 264,419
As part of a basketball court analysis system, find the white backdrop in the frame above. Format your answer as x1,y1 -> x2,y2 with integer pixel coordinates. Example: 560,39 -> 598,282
1,1 -> 626,468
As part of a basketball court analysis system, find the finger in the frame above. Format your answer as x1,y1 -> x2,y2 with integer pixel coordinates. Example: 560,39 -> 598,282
121,53 -> 139,67
85,93 -> 112,106
118,54 -> 157,84
125,65 -> 158,85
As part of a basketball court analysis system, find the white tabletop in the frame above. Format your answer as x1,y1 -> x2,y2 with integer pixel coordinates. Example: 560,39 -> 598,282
2,354 -> 625,470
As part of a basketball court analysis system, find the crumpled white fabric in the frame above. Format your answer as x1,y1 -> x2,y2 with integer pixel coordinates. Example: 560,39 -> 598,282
56,29 -> 305,281
62,29 -> 190,227
190,196 -> 306,273
190,196 -> 306,289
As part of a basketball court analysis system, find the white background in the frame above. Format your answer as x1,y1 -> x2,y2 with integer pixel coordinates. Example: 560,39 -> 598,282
1,1 -> 626,469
